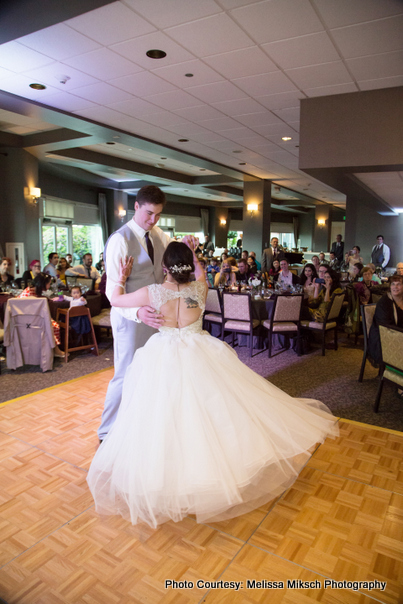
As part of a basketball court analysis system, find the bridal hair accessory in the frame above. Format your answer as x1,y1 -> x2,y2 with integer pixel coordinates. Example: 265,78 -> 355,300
169,264 -> 192,274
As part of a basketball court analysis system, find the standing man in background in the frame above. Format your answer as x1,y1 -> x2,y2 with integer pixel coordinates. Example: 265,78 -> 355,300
261,237 -> 285,274
330,234 -> 344,262
371,235 -> 390,269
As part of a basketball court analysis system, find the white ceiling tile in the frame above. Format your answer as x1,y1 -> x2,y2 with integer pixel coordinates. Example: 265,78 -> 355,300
20,62 -> 99,91
285,61 -> 353,89
188,130 -> 229,144
203,46 -> 277,79
73,105 -> 129,124
110,71 -> 177,96
331,16 -> 403,59
211,97 -> 266,116
0,42 -> 53,72
162,121 -> 212,136
225,131 -> 270,146
221,127 -> 257,141
235,112 -> 283,127
142,90 -> 201,110
346,50 -> 403,80
74,82 -> 134,104
166,13 -> 255,57
272,106 -> 300,122
66,3 -> 156,45
257,91 -> 305,110
233,71 -> 298,96
304,82 -> 358,97
185,81 -> 248,103
230,0 -> 324,45
112,32 -> 195,68
64,48 -> 142,80
124,0 -> 222,29
218,0 -> 263,8
151,59 -> 224,87
172,105 -> 225,121
199,116 -> 243,131
140,111 -> 189,127
0,66 -> 14,81
257,123 -> 297,137
358,75 -> 403,91
17,24 -> 101,61
312,0 -> 403,29
262,32 -> 340,69
41,93 -> 98,112
107,97 -> 164,116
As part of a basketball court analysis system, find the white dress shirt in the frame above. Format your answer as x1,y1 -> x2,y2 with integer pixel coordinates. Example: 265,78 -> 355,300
43,263 -> 58,278
106,219 -> 171,320
65,264 -> 101,279
371,243 -> 390,268
278,270 -> 293,286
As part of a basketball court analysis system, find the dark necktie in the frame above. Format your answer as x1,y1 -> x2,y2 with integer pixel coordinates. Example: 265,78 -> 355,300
87,267 -> 91,278
145,231 -> 154,264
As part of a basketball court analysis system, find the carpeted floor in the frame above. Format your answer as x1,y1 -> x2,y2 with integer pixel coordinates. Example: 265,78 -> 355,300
1,331 -> 402,431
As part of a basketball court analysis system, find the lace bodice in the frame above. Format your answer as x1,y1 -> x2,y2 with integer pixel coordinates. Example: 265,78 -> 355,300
148,281 -> 206,312
148,281 -> 206,336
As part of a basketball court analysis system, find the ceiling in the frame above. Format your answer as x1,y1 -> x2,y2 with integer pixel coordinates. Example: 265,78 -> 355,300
0,0 -> 402,211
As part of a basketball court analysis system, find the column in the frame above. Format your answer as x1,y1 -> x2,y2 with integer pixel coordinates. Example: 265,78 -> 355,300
243,177 -> 271,257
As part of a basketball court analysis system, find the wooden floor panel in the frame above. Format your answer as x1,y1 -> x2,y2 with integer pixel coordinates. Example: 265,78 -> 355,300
0,371 -> 402,603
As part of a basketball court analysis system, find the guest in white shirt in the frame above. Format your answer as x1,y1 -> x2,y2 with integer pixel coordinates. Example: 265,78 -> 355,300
43,252 -> 59,278
371,235 -> 390,269
66,254 -> 101,280
274,259 -> 300,287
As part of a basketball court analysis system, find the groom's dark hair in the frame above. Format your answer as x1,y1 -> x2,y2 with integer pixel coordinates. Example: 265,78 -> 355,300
163,242 -> 195,284
136,185 -> 166,207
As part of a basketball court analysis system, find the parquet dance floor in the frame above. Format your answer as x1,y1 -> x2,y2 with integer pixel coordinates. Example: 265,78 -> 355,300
0,370 -> 402,604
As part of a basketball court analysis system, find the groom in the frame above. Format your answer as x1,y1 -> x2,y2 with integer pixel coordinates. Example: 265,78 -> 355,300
98,185 -> 171,442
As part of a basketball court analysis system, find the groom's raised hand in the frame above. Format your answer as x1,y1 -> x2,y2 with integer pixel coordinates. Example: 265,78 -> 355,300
138,306 -> 165,328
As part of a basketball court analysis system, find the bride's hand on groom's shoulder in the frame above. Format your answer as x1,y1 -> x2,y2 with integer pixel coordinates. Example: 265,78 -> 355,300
138,306 -> 165,328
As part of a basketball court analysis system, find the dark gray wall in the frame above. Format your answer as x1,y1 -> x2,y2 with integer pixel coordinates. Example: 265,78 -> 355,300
39,169 -> 100,206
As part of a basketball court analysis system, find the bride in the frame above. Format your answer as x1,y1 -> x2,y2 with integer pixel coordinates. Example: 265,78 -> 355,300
87,241 -> 339,529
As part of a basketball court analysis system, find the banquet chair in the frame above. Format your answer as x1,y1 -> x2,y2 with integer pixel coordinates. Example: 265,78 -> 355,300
92,308 -> 112,337
374,323 -> 403,412
262,294 -> 303,358
221,292 -> 260,357
76,277 -> 94,291
3,298 -> 55,372
66,276 -> 77,288
301,292 -> 345,356
203,288 -> 223,337
358,304 -> 376,382
0,323 -> 4,375
56,306 -> 99,363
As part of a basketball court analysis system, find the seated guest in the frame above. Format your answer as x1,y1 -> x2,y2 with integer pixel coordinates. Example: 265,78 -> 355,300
299,263 -> 318,300
340,252 -> 350,272
236,259 -> 251,283
268,259 -> 281,278
247,256 -> 258,275
206,257 -> 220,277
328,252 -> 340,270
66,253 -> 101,280
354,267 -> 376,305
303,268 -> 342,322
311,255 -> 320,273
349,262 -> 364,282
43,252 -> 59,278
396,262 -> 403,276
274,259 -> 300,288
95,252 -> 104,273
18,272 -> 66,358
319,252 -> 326,264
368,275 -> 403,365
249,251 -> 261,271
56,257 -> 70,286
66,253 -> 73,265
220,252 -> 228,263
227,256 -> 238,273
241,250 -> 249,262
214,260 -> 236,288
198,258 -> 212,287
348,246 -> 364,267
0,257 -> 14,288
358,265 -> 381,284
22,259 -> 41,284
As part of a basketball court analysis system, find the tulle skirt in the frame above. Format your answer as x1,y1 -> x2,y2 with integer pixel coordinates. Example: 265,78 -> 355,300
87,329 -> 339,528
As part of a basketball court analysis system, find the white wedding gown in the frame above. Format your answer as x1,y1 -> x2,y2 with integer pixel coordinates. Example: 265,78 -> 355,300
87,281 -> 339,529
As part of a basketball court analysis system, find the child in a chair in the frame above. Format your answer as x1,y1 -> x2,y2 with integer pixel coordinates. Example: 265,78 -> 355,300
63,285 -> 87,307
62,286 -> 91,336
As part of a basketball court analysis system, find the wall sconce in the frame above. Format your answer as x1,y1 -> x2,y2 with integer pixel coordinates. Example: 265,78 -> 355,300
118,208 -> 127,222
247,202 -> 258,215
317,218 -> 326,228
220,218 -> 227,226
30,187 -> 41,205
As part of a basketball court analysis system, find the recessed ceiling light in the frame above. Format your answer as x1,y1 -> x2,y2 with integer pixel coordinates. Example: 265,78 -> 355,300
295,145 -> 299,148
282,136 -> 292,141
128,148 -> 133,151
178,139 -> 189,142
146,49 -> 166,59
199,168 -> 206,171
29,83 -> 46,90
106,142 -> 115,145
232,150 -> 242,153
160,157 -> 167,160
185,73 -> 194,77
239,162 -> 246,165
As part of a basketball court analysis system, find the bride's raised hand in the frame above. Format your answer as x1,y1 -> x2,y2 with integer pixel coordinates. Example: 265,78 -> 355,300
119,255 -> 134,284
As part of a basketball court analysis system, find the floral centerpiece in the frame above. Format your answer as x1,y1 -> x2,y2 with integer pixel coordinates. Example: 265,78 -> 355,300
248,272 -> 262,295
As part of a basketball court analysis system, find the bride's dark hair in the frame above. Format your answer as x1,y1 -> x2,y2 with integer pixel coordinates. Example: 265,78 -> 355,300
162,242 -> 194,284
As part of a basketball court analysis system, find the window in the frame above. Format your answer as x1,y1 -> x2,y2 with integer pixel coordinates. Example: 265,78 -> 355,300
72,225 -> 103,265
